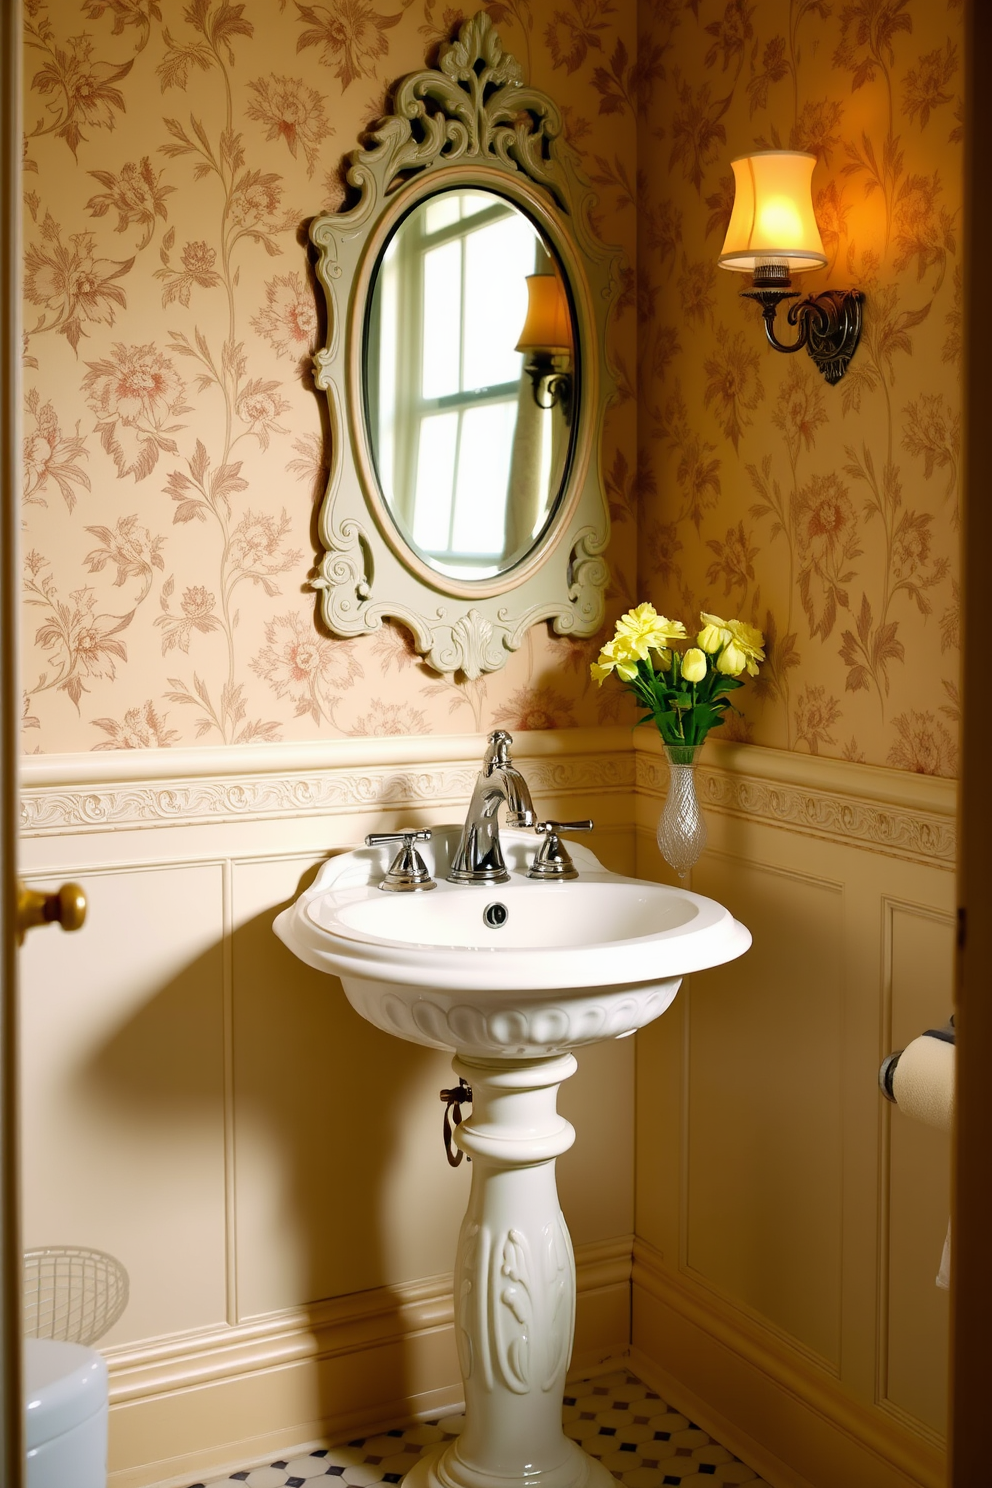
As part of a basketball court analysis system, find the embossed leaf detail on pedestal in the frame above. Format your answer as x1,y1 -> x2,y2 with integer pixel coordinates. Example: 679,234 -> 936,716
455,1219 -> 483,1386
495,1229 -> 533,1393
541,1214 -> 575,1392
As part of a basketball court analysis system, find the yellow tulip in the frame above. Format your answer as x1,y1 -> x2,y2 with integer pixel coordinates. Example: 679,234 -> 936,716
697,611 -> 731,654
681,647 -> 707,683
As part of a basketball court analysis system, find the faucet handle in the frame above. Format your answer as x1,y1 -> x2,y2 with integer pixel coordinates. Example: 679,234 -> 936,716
527,820 -> 594,881
484,729 -> 514,770
365,830 -> 436,892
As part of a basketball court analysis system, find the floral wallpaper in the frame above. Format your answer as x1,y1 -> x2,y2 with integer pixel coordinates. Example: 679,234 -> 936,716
19,0 -> 638,752
20,0 -> 961,776
636,0 -> 962,776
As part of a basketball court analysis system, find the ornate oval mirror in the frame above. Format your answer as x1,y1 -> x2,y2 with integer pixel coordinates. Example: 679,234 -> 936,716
364,187 -> 578,583
309,12 -> 622,677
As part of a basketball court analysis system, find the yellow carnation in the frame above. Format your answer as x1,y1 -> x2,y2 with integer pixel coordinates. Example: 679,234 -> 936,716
590,635 -> 640,685
725,618 -> 765,676
614,602 -> 687,658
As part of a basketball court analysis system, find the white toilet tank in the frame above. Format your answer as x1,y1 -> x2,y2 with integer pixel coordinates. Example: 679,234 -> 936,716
24,1338 -> 108,1488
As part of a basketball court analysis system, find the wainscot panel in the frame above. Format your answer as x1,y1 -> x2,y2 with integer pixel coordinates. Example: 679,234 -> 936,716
19,730 -> 636,1486
633,734 -> 955,1488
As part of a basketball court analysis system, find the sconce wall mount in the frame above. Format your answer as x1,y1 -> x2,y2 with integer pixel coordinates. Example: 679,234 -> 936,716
741,281 -> 863,386
516,272 -> 574,419
523,355 -> 573,417
719,151 -> 863,385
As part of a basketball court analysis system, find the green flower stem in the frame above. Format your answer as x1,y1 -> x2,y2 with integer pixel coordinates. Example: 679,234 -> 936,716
622,646 -> 744,750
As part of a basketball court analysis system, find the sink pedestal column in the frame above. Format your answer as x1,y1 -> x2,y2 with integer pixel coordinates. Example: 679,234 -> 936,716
404,1052 -> 616,1488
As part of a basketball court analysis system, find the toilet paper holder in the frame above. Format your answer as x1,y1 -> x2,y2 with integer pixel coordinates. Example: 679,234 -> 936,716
879,1051 -> 900,1102
878,1014 -> 955,1105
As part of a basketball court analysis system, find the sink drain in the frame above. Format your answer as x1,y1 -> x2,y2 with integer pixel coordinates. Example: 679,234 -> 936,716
483,902 -> 508,928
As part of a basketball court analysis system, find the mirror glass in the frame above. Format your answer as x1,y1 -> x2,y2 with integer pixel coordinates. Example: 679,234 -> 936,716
364,188 -> 578,581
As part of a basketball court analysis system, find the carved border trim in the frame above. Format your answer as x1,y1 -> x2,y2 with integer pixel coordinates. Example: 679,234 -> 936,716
637,749 -> 956,866
20,738 -> 635,837
20,731 -> 956,865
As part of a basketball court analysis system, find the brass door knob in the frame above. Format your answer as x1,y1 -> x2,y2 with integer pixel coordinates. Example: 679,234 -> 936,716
16,881 -> 87,944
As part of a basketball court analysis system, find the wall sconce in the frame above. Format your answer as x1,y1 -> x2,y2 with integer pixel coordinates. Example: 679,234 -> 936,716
718,150 -> 862,385
516,273 -> 573,417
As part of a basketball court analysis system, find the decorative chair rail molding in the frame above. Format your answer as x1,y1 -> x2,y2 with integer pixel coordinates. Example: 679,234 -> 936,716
635,734 -> 957,867
19,729 -> 634,837
20,730 -> 956,860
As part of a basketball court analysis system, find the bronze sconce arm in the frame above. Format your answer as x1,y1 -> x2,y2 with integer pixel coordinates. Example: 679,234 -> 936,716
523,354 -> 573,418
740,284 -> 864,386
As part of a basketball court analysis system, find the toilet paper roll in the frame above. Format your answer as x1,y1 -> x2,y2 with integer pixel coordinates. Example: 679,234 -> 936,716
891,1033 -> 955,1132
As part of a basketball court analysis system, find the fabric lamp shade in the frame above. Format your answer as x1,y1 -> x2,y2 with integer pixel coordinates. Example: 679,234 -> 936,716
515,273 -> 573,355
719,151 -> 827,274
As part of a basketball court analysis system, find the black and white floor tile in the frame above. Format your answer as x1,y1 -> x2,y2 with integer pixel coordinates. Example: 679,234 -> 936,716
184,1369 -> 770,1488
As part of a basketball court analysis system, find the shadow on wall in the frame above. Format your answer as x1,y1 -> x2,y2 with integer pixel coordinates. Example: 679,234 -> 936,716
71,863 -> 467,1430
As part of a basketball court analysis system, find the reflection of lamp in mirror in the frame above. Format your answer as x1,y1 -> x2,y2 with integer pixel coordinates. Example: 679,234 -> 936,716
516,272 -> 573,419
718,150 -> 862,384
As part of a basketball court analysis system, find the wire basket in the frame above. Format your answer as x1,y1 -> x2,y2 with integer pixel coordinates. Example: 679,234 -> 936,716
23,1246 -> 129,1347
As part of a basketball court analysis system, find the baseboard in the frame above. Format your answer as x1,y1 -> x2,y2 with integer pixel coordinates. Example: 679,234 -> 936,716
108,1235 -> 633,1488
131,1377 -> 464,1488
632,1240 -> 946,1488
134,1354 -> 637,1488
628,1346 -> 817,1488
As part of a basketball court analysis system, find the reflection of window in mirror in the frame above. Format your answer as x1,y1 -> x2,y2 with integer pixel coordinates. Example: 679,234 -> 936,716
366,189 -> 573,580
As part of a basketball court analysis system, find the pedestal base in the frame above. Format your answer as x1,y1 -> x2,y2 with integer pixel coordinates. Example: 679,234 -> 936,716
403,1437 -> 619,1488
399,1053 -> 619,1488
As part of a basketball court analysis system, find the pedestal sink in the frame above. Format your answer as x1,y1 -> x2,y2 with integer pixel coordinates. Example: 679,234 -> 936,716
274,826 -> 750,1488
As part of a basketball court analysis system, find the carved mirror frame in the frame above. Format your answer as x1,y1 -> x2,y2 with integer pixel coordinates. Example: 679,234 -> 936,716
309,11 -> 623,678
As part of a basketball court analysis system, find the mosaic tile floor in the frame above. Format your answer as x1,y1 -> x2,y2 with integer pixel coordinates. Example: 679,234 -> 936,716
185,1369 -> 771,1488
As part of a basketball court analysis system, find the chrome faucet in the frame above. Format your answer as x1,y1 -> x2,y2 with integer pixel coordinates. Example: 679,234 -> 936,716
447,730 -> 536,884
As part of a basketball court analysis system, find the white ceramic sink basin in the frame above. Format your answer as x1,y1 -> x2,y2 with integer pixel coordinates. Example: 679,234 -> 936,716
274,825 -> 750,1057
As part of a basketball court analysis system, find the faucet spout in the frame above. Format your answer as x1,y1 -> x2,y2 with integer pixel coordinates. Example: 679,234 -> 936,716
448,730 -> 535,884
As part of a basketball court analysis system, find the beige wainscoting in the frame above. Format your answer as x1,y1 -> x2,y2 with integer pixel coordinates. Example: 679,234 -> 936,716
19,730 -> 955,1488
18,730 -> 637,1488
633,734 -> 955,1488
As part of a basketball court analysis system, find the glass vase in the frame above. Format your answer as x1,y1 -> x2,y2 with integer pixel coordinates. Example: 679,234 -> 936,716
657,742 -> 707,880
